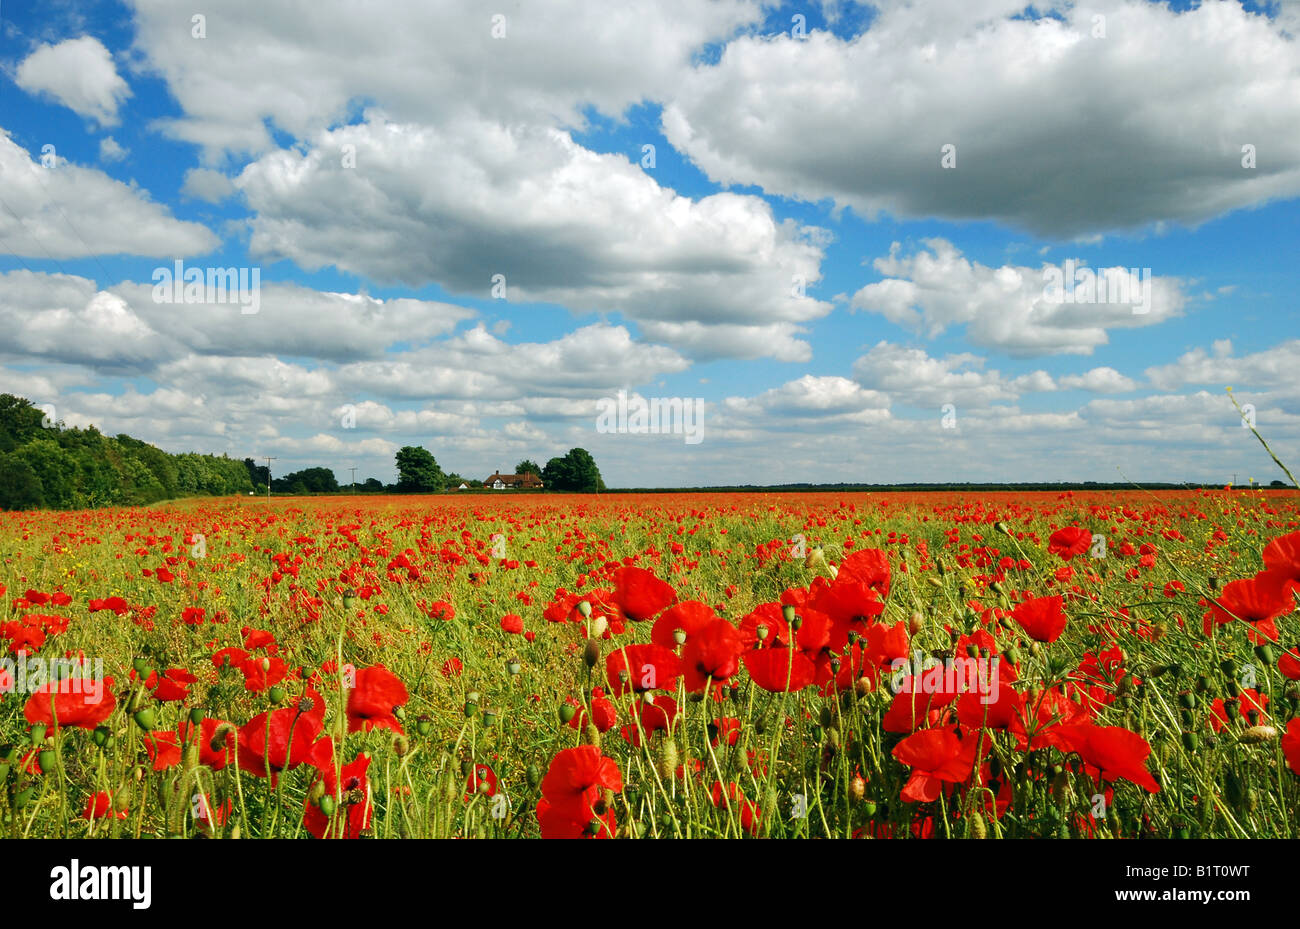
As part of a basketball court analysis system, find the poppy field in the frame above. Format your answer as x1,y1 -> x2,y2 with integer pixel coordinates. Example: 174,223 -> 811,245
3,488 -> 1300,840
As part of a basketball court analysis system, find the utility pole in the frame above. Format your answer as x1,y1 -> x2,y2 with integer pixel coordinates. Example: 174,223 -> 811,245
264,456 -> 277,501
349,467 -> 357,494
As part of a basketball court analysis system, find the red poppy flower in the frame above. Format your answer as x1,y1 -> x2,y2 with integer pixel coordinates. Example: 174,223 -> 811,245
956,679 -> 1021,731
1209,688 -> 1268,732
1279,646 -> 1300,681
680,619 -> 743,691
540,745 -> 623,821
606,643 -> 680,695
1047,526 -> 1092,561
651,601 -> 717,649
238,691 -> 326,781
568,692 -> 618,733
737,603 -> 791,649
836,548 -> 892,598
1283,719 -> 1300,776
612,566 -> 677,621
346,664 -> 409,734
303,752 -> 372,839
1057,723 -> 1160,792
1012,595 -> 1068,644
1262,530 -> 1300,585
466,763 -> 498,798
500,613 -> 524,634
1203,572 -> 1294,633
24,676 -> 116,732
536,797 -> 616,839
83,790 -> 127,820
711,781 -> 760,835
892,727 -> 978,803
744,647 -> 816,692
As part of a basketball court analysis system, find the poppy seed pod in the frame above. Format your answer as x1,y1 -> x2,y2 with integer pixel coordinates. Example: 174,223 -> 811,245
577,600 -> 592,619
132,708 -> 156,731
559,703 -> 577,724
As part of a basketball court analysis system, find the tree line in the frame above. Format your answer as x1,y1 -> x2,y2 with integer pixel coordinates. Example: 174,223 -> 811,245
0,394 -> 252,511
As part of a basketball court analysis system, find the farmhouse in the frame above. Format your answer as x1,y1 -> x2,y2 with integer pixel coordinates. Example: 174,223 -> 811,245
484,471 -> 543,490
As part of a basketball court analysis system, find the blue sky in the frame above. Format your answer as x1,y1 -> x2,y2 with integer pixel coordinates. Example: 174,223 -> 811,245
1,0 -> 1298,487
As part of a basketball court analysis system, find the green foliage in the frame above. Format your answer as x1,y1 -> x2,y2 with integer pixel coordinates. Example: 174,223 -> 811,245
273,467 -> 340,494
0,393 -> 253,511
542,447 -> 604,492
395,446 -> 446,493
515,459 -> 542,477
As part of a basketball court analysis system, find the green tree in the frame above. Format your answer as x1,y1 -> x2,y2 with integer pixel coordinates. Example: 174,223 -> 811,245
0,452 -> 45,509
516,459 -> 542,477
0,394 -> 49,453
543,448 -> 603,492
395,446 -> 445,493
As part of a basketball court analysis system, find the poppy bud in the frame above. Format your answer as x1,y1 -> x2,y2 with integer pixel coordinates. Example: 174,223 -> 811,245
319,794 -> 336,816
968,812 -> 988,839
559,703 -> 577,724
91,726 -> 111,748
38,749 -> 57,773
656,741 -> 678,780
188,707 -> 204,726
1181,731 -> 1198,751
581,723 -> 600,747
526,763 -> 541,787
926,576 -> 943,589
30,725 -> 47,745
590,614 -> 608,637
14,786 -> 36,809
113,785 -> 131,813
854,676 -> 873,697
1253,644 -> 1274,665
577,600 -> 592,619
133,708 -> 156,731
131,657 -> 149,675
908,611 -> 924,635
268,685 -> 286,705
584,638 -> 600,668
1240,725 -> 1277,744
849,775 -> 866,803
393,735 -> 410,756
